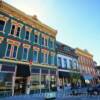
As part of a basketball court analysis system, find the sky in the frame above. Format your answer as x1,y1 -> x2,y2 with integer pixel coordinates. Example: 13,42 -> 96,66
4,0 -> 100,65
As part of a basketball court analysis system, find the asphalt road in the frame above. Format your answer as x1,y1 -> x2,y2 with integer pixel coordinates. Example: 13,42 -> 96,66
1,96 -> 100,100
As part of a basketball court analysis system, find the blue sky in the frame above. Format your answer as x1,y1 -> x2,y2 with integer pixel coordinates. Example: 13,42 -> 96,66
4,0 -> 100,64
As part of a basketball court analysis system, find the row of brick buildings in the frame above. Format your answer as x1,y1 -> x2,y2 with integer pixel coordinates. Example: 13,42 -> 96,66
0,1 -> 98,97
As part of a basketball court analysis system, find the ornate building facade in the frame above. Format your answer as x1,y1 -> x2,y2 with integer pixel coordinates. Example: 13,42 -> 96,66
0,1 -> 57,96
56,41 -> 81,88
75,48 -> 96,84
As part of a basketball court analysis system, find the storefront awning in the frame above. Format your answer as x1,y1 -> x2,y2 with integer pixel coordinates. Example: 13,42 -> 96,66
59,71 -> 70,78
83,74 -> 93,80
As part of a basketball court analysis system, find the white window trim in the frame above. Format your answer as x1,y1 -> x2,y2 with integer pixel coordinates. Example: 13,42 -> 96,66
5,44 -> 18,59
5,44 -> 12,58
22,47 -> 29,61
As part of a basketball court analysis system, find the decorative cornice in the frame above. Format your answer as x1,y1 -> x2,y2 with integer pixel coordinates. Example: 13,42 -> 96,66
23,43 -> 31,49
1,1 -> 57,37
7,39 -> 21,46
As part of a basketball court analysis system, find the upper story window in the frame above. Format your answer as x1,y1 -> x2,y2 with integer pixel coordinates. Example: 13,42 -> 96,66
6,44 -> 12,58
0,20 -> 5,32
34,34 -> 38,43
0,15 -> 8,32
45,38 -> 48,47
22,48 -> 28,61
22,44 -> 30,61
69,60 -> 73,69
10,25 -> 15,35
16,27 -> 21,37
41,49 -> 49,64
33,50 -> 38,63
63,58 -> 67,68
10,20 -> 23,38
51,55 -> 55,65
5,43 -> 18,59
42,37 -> 44,45
58,57 -> 62,67
44,53 -> 48,64
50,39 -> 54,49
41,52 -> 44,63
25,31 -> 30,41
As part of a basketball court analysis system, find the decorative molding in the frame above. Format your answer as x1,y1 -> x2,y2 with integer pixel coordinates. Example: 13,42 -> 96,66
7,39 -> 20,46
23,43 -> 31,49
25,26 -> 32,33
0,14 -> 9,21
0,36 -> 4,43
33,46 -> 40,51
1,1 -> 57,37
41,49 -> 49,54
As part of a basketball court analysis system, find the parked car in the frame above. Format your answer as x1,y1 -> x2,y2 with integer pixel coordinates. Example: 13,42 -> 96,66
87,84 -> 100,95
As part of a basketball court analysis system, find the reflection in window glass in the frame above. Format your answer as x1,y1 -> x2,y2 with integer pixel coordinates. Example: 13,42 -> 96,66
0,20 -> 5,31
0,72 -> 13,95
31,74 -> 40,93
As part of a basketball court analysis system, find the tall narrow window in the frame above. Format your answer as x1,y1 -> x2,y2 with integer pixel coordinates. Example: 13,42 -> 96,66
0,20 -> 5,31
33,50 -> 38,62
34,34 -> 38,43
58,57 -> 62,67
22,48 -> 28,60
45,53 -> 48,64
41,52 -> 44,63
10,25 -> 15,35
16,27 -> 20,37
51,55 -> 54,65
63,59 -> 67,68
6,44 -> 12,57
42,37 -> 44,46
12,46 -> 18,58
25,31 -> 30,40
45,38 -> 48,47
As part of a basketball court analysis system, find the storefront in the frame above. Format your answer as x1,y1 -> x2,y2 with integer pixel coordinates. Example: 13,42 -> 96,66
30,67 -> 57,94
0,63 -> 16,97
58,71 -> 70,88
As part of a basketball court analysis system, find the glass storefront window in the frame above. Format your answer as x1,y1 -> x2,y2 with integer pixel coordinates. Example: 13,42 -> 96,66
50,75 -> 56,91
31,74 -> 40,94
41,74 -> 49,93
0,72 -> 13,96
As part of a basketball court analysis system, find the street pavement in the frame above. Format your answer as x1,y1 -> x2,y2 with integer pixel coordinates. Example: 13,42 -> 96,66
0,95 -> 100,100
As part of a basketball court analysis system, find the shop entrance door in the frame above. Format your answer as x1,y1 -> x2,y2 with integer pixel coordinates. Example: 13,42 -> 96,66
14,77 -> 27,95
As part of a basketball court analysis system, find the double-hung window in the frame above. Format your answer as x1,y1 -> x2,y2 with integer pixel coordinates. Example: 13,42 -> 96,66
45,38 -> 48,47
63,59 -> 67,68
25,31 -> 30,41
45,53 -> 48,64
6,44 -> 18,59
10,25 -> 16,35
42,37 -> 44,46
51,55 -> 54,65
6,44 -> 12,58
16,27 -> 21,37
58,57 -> 62,68
12,46 -> 18,58
34,34 -> 38,44
0,20 -> 5,32
33,50 -> 38,63
41,52 -> 44,63
22,48 -> 28,60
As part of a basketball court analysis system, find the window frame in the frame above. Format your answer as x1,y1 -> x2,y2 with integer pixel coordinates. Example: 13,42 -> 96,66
22,47 -> 29,61
0,20 -> 6,33
24,30 -> 30,41
33,50 -> 38,63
